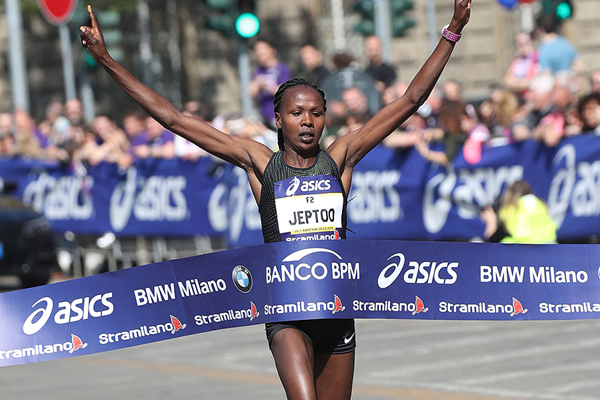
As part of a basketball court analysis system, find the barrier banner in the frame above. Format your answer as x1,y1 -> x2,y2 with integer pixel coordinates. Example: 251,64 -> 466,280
2,239 -> 600,367
2,135 -> 600,245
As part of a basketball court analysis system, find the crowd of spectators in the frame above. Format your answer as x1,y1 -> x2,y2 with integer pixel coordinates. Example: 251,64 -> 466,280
1,15 -> 599,172
0,98 -> 277,168
312,15 -> 600,168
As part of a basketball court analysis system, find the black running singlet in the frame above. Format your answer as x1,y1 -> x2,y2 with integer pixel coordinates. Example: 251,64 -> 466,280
259,150 -> 348,244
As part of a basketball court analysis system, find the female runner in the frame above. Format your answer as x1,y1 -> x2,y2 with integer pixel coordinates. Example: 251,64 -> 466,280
80,1 -> 471,398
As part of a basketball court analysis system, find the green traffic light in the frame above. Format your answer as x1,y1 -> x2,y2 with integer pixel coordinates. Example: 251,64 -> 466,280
352,0 -> 375,36
236,13 -> 260,38
555,2 -> 572,20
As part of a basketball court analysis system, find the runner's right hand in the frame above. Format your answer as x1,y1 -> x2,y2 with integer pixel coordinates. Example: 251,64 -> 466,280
80,5 -> 111,64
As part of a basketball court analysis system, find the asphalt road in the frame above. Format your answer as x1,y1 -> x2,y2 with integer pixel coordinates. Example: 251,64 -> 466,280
2,276 -> 600,400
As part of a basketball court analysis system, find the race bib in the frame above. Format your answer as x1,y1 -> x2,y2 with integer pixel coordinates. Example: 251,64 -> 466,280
274,175 -> 343,241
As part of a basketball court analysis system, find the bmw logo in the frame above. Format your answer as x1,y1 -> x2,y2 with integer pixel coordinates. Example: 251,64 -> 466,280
232,265 -> 253,293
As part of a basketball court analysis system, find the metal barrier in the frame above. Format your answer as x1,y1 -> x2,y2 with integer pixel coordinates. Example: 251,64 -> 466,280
56,235 -> 227,278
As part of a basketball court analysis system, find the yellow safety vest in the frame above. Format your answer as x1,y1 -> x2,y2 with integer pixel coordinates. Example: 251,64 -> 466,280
498,194 -> 557,244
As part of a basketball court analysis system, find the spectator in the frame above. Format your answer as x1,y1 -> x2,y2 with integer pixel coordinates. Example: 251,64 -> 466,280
322,52 -> 381,115
480,180 -> 557,244
174,100 -> 210,160
382,113 -> 425,150
43,101 -> 70,147
380,83 -> 428,150
63,124 -> 87,161
0,112 -> 14,138
342,87 -> 371,118
418,85 -> 444,137
183,100 -> 212,121
534,14 -> 583,75
248,39 -> 291,129
324,112 -> 370,148
331,52 -> 354,70
299,44 -> 329,86
364,35 -> 397,92
382,81 -> 408,106
512,74 -> 555,140
491,90 -> 521,141
12,108 -> 43,159
0,132 -> 12,156
122,111 -> 149,156
0,112 -> 14,156
323,100 -> 347,139
532,71 -> 578,146
589,69 -> 600,94
79,115 -> 130,167
577,93 -> 600,135
65,98 -> 84,127
442,79 -> 463,101
462,104 -> 491,164
415,100 -> 467,166
224,113 -> 277,150
131,116 -> 176,159
504,32 -> 539,94
36,119 -> 52,149
563,101 -> 583,137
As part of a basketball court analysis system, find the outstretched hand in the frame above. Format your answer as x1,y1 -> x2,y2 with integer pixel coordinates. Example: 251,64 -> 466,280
450,0 -> 472,33
80,5 -> 110,64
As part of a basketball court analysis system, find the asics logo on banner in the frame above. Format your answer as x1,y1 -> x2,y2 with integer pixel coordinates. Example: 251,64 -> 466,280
378,253 -> 458,288
23,293 -> 114,335
22,173 -> 94,221
286,177 -> 301,196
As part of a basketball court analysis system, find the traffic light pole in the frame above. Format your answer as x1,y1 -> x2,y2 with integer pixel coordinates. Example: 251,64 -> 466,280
59,25 -> 77,100
137,0 -> 153,87
238,39 -> 252,117
426,0 -> 438,54
330,0 -> 347,52
374,0 -> 392,63
6,0 -> 29,111
519,3 -> 534,33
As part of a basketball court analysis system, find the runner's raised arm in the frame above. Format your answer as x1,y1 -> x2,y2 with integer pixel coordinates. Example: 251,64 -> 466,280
79,5 -> 272,179
327,0 -> 472,187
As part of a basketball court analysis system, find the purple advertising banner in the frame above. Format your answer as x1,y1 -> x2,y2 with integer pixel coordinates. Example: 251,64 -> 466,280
1,239 -> 600,367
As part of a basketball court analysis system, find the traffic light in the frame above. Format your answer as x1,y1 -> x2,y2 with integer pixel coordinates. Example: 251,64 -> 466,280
390,0 -> 415,37
203,0 -> 260,38
203,0 -> 237,36
352,0 -> 416,37
554,0 -> 573,20
541,0 -> 574,21
353,0 -> 375,37
236,0 -> 260,38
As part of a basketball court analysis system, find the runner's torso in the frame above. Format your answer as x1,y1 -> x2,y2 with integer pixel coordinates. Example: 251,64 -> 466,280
259,150 -> 348,243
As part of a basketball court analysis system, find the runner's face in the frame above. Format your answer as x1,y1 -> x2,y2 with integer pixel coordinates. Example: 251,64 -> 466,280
276,86 -> 325,154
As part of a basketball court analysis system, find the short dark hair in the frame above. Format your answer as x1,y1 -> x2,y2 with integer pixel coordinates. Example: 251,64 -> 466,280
536,14 -> 559,34
577,92 -> 600,131
273,78 -> 327,151
253,38 -> 276,50
123,110 -> 146,121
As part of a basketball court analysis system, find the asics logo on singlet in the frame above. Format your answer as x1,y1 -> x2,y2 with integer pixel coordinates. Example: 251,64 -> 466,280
286,177 -> 301,196
286,178 -> 333,197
